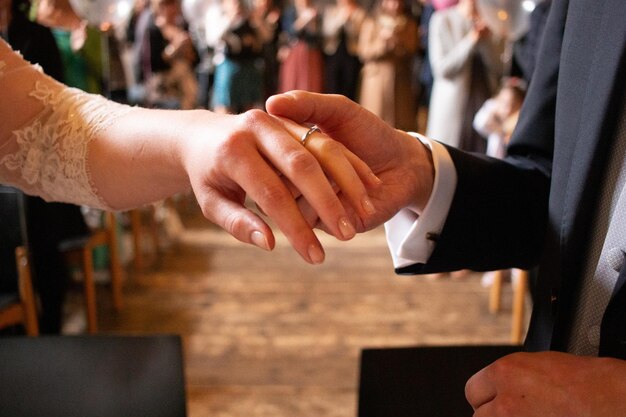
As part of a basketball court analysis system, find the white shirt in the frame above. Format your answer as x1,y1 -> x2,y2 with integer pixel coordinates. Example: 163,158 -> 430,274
384,133 -> 457,268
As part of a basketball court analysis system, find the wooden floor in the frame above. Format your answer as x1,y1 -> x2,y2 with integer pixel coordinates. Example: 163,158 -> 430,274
94,206 -> 520,417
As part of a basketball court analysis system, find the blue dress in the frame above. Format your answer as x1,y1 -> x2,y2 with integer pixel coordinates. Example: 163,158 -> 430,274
211,18 -> 262,111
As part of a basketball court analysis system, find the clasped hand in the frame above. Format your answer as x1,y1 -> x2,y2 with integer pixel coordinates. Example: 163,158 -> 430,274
177,108 -> 382,265
265,91 -> 435,237
465,351 -> 626,417
178,92 -> 434,265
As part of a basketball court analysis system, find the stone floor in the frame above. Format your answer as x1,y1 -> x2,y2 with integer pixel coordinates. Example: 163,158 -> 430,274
96,206 -> 524,417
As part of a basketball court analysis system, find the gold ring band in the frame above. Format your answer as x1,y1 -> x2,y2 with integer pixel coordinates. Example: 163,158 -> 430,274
300,125 -> 320,146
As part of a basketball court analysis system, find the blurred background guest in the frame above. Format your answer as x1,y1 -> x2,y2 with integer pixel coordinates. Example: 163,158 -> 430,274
414,0 -> 435,132
210,0 -> 263,113
426,0 -> 503,152
473,76 -> 526,160
126,0 -> 151,103
277,0 -> 323,93
137,0 -> 198,109
321,0 -> 365,101
357,0 -> 418,131
250,0 -> 281,101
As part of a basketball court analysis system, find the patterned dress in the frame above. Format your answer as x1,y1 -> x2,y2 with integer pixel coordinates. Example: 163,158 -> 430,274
278,5 -> 323,93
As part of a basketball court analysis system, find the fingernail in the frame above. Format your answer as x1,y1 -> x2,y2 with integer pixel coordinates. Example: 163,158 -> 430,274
338,216 -> 356,239
251,231 -> 270,251
362,196 -> 376,215
308,244 -> 325,264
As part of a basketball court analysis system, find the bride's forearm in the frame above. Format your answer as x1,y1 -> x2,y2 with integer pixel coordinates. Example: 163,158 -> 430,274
88,107 -> 204,210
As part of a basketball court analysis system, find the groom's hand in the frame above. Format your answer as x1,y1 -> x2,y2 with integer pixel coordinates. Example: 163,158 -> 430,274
266,91 -> 435,232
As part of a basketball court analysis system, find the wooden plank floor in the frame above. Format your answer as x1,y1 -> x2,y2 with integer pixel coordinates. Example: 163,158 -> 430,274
97,206 -> 518,417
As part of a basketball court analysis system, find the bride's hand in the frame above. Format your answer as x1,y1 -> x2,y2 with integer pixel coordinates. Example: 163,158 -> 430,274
269,116 -> 381,222
180,109 -> 379,264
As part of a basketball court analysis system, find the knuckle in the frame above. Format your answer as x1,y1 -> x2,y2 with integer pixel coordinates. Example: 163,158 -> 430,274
493,396 -> 516,417
489,359 -> 506,378
258,183 -> 290,209
240,108 -> 267,127
336,94 -> 352,107
315,138 -> 343,158
219,130 -> 249,159
219,110 -> 270,157
284,149 -> 319,176
223,210 -> 246,238
323,196 -> 340,212
489,355 -> 517,379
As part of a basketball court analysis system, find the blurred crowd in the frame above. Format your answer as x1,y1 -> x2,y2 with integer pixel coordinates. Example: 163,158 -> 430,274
8,0 -> 550,140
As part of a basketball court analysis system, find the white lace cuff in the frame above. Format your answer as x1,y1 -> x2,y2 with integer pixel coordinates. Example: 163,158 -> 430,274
0,40 -> 135,209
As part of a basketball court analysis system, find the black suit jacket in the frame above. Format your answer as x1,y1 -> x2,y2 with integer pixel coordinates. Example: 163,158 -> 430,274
398,0 -> 626,357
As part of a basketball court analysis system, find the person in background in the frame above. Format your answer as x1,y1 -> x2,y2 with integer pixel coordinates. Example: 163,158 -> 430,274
250,0 -> 281,101
415,0 -> 435,122
473,76 -> 526,160
210,0 -> 263,114
426,0 -> 502,151
431,0 -> 457,9
357,0 -> 418,131
136,0 -> 197,109
321,0 -> 365,101
150,0 -> 198,109
125,0 -> 151,103
277,0 -> 323,93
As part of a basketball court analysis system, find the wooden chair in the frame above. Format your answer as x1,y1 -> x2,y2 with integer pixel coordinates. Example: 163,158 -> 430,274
129,206 -> 160,271
0,246 -> 39,336
61,212 -> 124,333
488,269 -> 529,344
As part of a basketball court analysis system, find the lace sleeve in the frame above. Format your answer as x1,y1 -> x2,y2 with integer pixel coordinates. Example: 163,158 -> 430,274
0,38 -> 136,209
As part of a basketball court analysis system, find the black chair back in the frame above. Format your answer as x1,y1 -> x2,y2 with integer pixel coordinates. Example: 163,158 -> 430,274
358,344 -> 522,417
0,335 -> 187,417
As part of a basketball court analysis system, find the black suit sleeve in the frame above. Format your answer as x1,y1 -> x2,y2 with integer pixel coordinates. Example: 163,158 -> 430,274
396,0 -> 570,275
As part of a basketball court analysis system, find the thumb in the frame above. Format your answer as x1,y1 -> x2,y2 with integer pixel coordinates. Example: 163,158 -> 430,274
266,91 -> 402,172
266,91 -> 362,132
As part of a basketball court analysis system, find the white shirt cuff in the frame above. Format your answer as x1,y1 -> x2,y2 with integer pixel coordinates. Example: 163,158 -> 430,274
384,133 -> 458,269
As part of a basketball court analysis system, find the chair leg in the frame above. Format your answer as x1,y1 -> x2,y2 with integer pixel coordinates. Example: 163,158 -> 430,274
511,269 -> 529,344
131,209 -> 143,271
149,205 -> 160,256
15,247 -> 39,336
82,246 -> 98,334
106,213 -> 124,311
488,270 -> 504,313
